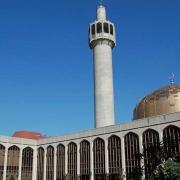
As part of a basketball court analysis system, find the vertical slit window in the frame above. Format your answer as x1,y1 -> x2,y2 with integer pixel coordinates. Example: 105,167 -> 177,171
93,138 -> 105,180
108,135 -> 122,180
110,24 -> 113,35
68,142 -> 77,180
37,147 -> 44,180
0,145 -> 5,180
46,146 -> 54,180
91,24 -> 95,35
6,146 -> 20,180
143,129 -> 160,179
103,23 -> 109,33
97,23 -> 102,33
80,140 -> 90,180
57,144 -> 65,180
21,147 -> 33,180
163,125 -> 180,160
124,132 -> 141,180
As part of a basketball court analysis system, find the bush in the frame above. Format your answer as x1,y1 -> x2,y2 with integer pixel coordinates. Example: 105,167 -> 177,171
153,158 -> 180,180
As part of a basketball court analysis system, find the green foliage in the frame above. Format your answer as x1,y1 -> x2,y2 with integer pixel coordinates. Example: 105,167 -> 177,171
9,176 -> 15,180
64,173 -> 72,180
138,141 -> 180,180
118,169 -> 125,180
152,159 -> 180,180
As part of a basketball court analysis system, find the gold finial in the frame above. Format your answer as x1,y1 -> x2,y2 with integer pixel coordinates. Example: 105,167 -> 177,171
169,73 -> 175,85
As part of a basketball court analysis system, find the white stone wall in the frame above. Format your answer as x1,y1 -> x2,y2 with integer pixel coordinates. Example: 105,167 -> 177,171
0,112 -> 179,180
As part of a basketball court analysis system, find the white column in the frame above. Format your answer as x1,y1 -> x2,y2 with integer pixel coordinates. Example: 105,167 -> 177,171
3,146 -> 8,180
32,148 -> 37,180
77,143 -> 80,177
159,129 -> 163,143
121,136 -> 126,180
54,147 -> 57,180
93,42 -> 115,128
43,148 -> 47,180
90,141 -> 94,180
139,134 -> 145,179
65,145 -> 68,175
18,148 -> 23,180
105,139 -> 109,176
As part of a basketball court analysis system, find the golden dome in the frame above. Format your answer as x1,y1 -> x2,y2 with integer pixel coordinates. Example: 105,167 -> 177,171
133,83 -> 180,120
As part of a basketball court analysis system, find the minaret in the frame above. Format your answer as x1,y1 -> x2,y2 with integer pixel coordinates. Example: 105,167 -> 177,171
89,5 -> 116,128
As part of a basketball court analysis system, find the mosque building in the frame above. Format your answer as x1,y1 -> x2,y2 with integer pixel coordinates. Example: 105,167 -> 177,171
0,4 -> 180,180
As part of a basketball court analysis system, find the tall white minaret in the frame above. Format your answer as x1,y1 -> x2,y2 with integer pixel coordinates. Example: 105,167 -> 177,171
89,5 -> 116,128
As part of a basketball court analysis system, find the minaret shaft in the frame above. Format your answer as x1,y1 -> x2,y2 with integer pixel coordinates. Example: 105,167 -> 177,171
93,40 -> 115,127
89,5 -> 116,128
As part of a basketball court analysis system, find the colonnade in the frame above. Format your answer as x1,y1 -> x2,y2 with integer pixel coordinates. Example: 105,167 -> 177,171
0,125 -> 179,180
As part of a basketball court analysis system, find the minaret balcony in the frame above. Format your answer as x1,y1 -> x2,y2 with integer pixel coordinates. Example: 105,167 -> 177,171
89,21 -> 116,48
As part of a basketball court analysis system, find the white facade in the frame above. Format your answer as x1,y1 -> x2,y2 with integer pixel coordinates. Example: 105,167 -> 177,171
0,112 -> 180,180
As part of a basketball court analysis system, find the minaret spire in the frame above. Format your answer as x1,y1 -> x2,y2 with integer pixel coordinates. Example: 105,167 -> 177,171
89,5 -> 116,128
97,3 -> 106,20
169,73 -> 175,85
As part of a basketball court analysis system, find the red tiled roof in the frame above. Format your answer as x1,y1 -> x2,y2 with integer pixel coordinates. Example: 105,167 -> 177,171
12,131 -> 46,140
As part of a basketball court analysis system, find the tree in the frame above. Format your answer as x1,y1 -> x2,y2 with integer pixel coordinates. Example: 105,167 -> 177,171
137,141 -> 180,180
153,159 -> 180,180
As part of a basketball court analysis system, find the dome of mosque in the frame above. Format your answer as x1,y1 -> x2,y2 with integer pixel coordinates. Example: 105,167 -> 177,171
133,83 -> 180,120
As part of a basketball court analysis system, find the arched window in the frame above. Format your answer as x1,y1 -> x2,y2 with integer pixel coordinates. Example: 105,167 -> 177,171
46,146 -> 54,180
21,147 -> 33,180
80,140 -> 90,180
103,23 -> 109,33
143,129 -> 159,179
163,125 -> 180,159
57,144 -> 65,180
97,22 -> 102,33
68,142 -> 77,180
124,132 -> 141,180
108,135 -> 122,180
93,138 -> 105,180
37,147 -> 44,180
0,145 -> 5,180
6,145 -> 20,179
91,24 -> 95,35
110,24 -> 113,35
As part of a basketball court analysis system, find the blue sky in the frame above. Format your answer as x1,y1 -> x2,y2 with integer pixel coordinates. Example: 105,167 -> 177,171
0,0 -> 179,136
